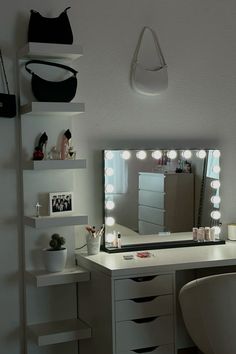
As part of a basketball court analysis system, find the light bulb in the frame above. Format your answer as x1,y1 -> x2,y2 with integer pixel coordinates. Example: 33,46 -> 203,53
105,150 -> 114,160
167,150 -> 177,159
106,233 -> 116,243
121,150 -> 131,160
136,150 -> 147,160
213,150 -> 221,158
105,167 -> 114,176
211,180 -> 221,189
211,196 -> 221,204
152,150 -> 162,160
197,150 -> 206,159
105,200 -> 115,210
105,217 -> 115,226
105,184 -> 114,193
182,150 -> 192,159
212,165 -> 221,174
211,211 -> 221,220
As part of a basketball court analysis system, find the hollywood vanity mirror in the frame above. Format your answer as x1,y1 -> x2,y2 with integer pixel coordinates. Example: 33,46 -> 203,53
102,149 -> 224,253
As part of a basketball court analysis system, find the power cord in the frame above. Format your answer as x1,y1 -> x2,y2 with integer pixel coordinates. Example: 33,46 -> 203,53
75,244 -> 87,250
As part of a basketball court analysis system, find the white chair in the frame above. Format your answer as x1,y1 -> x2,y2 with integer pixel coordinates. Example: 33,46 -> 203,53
179,272 -> 236,354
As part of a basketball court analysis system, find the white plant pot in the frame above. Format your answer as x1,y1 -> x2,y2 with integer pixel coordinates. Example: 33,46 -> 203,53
43,248 -> 67,272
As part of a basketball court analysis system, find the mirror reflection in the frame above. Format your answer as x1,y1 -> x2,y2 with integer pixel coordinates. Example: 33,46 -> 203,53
103,149 -> 221,250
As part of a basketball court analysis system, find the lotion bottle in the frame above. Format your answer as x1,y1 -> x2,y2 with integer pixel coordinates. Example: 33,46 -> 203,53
117,232 -> 122,248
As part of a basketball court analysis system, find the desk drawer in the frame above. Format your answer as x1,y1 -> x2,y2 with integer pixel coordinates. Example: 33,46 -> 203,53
117,343 -> 174,354
139,221 -> 164,235
139,173 -> 165,192
115,295 -> 173,321
116,315 -> 173,352
115,274 -> 173,300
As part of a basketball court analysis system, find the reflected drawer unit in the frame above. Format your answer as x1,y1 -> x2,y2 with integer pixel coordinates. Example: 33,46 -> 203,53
138,172 -> 194,234
115,274 -> 174,354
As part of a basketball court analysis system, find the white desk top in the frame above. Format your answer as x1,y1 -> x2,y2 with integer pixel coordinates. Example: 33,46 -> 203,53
76,241 -> 236,277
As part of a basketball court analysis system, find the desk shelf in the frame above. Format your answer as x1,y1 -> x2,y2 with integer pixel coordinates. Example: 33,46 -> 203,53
23,159 -> 86,170
20,102 -> 85,117
24,215 -> 88,229
26,267 -> 90,287
27,318 -> 91,346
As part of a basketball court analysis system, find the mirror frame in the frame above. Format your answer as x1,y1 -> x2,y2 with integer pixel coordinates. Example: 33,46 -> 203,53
101,149 -> 223,253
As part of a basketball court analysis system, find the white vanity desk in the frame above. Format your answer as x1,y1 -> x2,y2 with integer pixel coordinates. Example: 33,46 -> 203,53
76,240 -> 236,354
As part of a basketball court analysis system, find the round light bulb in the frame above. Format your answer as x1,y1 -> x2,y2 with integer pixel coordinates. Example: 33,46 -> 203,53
106,233 -> 116,243
211,196 -> 221,204
167,150 -> 177,159
213,150 -> 221,158
182,150 -> 192,159
151,150 -> 162,160
136,150 -> 147,160
121,150 -> 131,160
105,184 -> 114,193
212,165 -> 221,174
105,150 -> 114,160
105,217 -> 115,226
197,150 -> 207,159
105,200 -> 115,210
211,180 -> 221,189
211,211 -> 221,220
105,167 -> 114,176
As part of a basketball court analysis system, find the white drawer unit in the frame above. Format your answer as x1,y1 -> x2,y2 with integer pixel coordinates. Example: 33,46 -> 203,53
114,274 -> 173,300
138,172 -> 194,234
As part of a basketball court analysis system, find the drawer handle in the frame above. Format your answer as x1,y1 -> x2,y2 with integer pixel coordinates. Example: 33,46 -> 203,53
132,316 -> 157,323
131,296 -> 157,303
132,346 -> 158,353
131,276 -> 156,282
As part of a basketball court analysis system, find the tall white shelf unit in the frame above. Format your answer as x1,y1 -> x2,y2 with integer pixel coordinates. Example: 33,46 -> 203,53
17,43 -> 91,353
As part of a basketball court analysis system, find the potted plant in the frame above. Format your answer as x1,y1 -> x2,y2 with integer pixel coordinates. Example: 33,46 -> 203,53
43,233 -> 67,272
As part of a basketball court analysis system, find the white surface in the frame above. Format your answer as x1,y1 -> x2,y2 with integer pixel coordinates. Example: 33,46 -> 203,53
24,215 -> 88,229
18,42 -> 83,60
26,267 -> 90,287
20,102 -> 85,116
76,241 -> 236,277
23,159 -> 86,170
27,318 -> 91,346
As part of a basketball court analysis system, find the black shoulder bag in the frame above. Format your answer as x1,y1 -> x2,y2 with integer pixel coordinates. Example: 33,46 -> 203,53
25,60 -> 78,102
0,50 -> 16,118
28,7 -> 73,44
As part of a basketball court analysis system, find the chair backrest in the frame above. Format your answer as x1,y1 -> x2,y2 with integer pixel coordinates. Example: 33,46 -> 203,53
179,272 -> 236,354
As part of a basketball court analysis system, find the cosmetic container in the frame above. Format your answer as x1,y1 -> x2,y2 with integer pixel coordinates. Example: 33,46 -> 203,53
192,227 -> 198,241
117,232 -> 122,248
197,227 -> 205,242
205,227 -> 210,241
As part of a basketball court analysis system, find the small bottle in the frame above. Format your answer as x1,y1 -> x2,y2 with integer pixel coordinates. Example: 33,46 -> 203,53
205,227 -> 210,241
192,227 -> 198,241
197,227 -> 205,242
117,232 -> 122,248
210,227 -> 215,241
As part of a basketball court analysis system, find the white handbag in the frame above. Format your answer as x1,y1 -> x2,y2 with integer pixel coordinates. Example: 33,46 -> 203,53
131,26 -> 168,96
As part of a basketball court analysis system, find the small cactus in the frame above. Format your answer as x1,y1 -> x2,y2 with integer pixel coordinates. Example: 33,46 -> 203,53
49,233 -> 66,250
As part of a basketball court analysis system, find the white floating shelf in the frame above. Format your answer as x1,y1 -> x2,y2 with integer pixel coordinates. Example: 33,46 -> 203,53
26,267 -> 90,287
18,42 -> 83,60
24,215 -> 88,229
23,159 -> 86,170
20,102 -> 85,116
27,318 -> 91,346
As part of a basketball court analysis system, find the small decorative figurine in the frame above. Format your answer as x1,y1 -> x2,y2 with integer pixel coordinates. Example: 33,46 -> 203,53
35,202 -> 42,217
33,132 -> 48,161
68,146 -> 76,160
61,129 -> 71,160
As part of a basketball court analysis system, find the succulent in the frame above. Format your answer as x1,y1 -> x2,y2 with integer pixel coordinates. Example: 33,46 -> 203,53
49,233 -> 66,250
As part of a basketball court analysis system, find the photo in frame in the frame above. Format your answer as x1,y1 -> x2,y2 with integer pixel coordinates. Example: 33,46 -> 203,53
49,191 -> 73,216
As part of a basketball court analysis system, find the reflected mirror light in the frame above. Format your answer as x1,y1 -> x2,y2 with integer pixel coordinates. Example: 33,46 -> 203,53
103,149 -> 221,250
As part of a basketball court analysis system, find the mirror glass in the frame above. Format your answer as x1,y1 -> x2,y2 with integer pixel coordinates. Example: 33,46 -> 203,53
103,149 -> 221,251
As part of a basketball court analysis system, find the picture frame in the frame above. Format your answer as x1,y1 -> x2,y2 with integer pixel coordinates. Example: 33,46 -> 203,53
49,191 -> 73,216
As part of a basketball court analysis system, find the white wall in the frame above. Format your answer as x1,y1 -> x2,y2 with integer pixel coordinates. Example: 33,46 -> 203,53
1,0 -> 236,353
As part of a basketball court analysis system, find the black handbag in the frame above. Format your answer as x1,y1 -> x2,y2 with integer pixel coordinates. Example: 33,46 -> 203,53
0,50 -> 16,118
28,7 -> 73,44
25,60 -> 78,102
